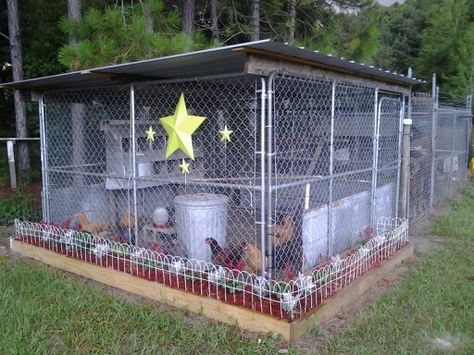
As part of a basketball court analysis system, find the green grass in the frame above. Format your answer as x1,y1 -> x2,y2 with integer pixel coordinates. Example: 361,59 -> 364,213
0,190 -> 40,225
1,188 -> 473,353
0,260 -> 288,354
321,187 -> 474,354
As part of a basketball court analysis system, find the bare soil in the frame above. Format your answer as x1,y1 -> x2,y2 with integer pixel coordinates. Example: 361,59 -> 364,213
0,181 -> 42,201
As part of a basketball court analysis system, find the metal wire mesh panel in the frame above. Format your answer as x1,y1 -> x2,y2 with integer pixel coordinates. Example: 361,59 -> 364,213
133,76 -> 260,260
434,107 -> 470,202
272,75 -> 333,277
409,93 -> 433,221
271,75 -> 401,278
376,97 -> 402,225
44,87 -> 133,237
40,72 -> 411,282
331,83 -> 377,256
43,76 -> 262,264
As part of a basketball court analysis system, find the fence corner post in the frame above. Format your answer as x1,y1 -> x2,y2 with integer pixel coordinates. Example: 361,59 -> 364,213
7,140 -> 17,190
399,119 -> 412,219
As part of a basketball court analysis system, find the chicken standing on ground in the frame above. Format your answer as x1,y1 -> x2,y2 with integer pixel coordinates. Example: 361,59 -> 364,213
271,214 -> 293,246
243,241 -> 299,275
75,212 -> 109,237
204,237 -> 245,268
243,243 -> 268,274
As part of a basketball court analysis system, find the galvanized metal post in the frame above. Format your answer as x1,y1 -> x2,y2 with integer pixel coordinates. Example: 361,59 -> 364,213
449,110 -> 457,195
39,96 -> 50,221
399,118 -> 412,219
327,80 -> 336,257
130,84 -> 139,245
429,74 -> 437,208
266,72 -> 277,278
467,95 -> 474,163
370,89 -> 379,227
395,95 -> 405,219
259,77 -> 266,276
6,140 -> 17,190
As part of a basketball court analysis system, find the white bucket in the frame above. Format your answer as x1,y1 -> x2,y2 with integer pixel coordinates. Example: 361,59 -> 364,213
174,194 -> 228,262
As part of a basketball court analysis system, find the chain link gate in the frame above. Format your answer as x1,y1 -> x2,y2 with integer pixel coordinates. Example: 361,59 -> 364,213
409,92 -> 434,221
434,106 -> 471,202
410,92 -> 471,222
271,74 -> 402,277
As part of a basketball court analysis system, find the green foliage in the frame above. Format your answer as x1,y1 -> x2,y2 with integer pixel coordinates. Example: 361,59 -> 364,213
322,185 -> 474,354
0,191 -> 40,225
58,2 -> 194,70
0,259 -> 290,353
415,0 -> 474,99
309,325 -> 323,336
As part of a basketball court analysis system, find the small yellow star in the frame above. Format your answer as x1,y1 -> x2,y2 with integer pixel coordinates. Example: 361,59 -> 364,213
219,125 -> 233,142
178,159 -> 190,175
145,126 -> 156,141
160,93 -> 206,160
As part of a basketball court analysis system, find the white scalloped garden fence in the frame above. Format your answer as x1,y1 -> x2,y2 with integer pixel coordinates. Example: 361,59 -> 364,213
14,216 -> 408,320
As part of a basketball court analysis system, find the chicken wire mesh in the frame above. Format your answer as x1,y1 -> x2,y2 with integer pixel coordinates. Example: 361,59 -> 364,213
409,92 -> 434,221
271,75 -> 402,276
38,72 -> 407,281
42,75 -> 263,267
433,105 -> 471,202
409,93 -> 471,222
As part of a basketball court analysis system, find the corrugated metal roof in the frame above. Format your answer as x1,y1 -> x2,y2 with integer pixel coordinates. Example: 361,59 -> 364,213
0,39 -> 423,91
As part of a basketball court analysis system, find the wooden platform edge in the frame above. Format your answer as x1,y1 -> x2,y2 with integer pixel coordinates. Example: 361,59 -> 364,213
10,239 -> 413,342
9,238 -> 292,340
290,242 -> 414,341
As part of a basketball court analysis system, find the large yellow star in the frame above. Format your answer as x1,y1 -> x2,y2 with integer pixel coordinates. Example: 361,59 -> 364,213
160,93 -> 206,160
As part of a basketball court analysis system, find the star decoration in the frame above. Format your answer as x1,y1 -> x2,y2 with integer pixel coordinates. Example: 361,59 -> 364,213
178,159 -> 190,175
160,93 -> 206,160
145,126 -> 156,142
219,125 -> 233,142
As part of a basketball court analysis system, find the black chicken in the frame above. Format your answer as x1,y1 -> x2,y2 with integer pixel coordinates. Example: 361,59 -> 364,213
204,237 -> 245,268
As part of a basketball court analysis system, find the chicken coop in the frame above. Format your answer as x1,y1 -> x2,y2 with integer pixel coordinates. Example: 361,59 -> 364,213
5,40 -> 419,281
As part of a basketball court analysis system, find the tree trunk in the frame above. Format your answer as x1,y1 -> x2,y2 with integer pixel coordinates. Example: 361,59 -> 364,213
288,0 -> 296,45
140,0 -> 153,33
250,0 -> 260,41
182,0 -> 195,38
210,0 -> 219,44
7,0 -> 30,184
68,0 -> 85,185
67,0 -> 81,45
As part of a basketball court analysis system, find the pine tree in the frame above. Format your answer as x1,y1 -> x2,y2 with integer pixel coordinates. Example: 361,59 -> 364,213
58,1 -> 193,70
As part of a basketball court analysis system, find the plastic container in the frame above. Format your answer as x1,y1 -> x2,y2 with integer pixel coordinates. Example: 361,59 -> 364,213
174,193 -> 229,262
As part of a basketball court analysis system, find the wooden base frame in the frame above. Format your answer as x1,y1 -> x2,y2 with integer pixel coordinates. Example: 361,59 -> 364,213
10,239 -> 414,342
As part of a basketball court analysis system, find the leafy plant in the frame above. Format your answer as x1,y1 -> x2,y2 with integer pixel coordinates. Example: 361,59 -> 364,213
0,191 -> 40,225
310,326 -> 324,336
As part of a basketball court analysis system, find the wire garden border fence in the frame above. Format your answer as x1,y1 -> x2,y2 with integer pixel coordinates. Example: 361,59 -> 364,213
14,216 -> 408,320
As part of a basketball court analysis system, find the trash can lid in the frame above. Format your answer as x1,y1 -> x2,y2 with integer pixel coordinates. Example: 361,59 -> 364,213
174,193 -> 229,207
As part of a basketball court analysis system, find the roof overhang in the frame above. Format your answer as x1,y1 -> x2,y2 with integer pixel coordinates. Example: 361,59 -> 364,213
0,39 -> 423,93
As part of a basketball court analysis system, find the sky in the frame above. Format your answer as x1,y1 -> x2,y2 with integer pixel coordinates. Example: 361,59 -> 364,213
378,0 -> 405,5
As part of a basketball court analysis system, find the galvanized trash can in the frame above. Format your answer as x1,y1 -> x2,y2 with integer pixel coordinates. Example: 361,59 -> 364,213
174,194 -> 229,262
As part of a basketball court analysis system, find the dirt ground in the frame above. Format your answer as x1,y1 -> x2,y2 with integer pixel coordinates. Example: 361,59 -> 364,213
0,181 -> 42,200
0,217 -> 445,352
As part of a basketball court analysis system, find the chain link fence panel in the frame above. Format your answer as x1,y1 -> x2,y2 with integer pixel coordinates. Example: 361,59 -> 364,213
37,71 -> 470,281
409,92 -> 434,221
272,75 -> 401,277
